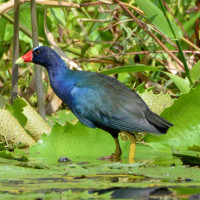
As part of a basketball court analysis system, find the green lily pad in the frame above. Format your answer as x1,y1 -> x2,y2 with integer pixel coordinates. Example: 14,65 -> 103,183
146,82 -> 200,151
29,122 -> 115,162
173,153 -> 200,167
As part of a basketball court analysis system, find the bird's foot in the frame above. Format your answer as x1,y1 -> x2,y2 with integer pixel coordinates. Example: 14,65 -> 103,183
98,153 -> 121,162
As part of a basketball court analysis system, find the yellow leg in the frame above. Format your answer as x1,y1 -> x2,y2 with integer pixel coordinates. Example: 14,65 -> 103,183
114,137 -> 122,161
98,136 -> 122,161
121,131 -> 136,163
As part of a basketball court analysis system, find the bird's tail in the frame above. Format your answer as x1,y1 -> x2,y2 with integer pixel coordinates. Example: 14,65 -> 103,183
146,110 -> 173,134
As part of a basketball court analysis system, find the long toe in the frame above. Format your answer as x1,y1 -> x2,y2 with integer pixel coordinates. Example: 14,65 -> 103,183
98,153 -> 121,162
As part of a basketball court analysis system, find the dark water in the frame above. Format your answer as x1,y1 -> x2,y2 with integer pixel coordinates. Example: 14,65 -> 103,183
92,186 -> 200,199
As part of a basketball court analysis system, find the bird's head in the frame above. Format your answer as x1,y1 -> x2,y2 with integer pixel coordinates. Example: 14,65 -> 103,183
15,46 -> 61,68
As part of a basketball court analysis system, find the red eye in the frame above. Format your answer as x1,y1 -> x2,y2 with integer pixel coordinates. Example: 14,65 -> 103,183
34,50 -> 40,55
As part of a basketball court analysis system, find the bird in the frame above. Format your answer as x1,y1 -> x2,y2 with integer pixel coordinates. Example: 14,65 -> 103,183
15,46 -> 173,163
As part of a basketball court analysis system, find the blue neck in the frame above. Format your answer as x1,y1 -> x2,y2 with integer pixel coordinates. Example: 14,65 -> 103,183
44,54 -> 70,72
45,59 -> 75,104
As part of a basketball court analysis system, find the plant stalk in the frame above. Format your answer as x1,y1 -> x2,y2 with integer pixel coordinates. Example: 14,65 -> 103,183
113,0 -> 184,70
11,0 -> 20,104
30,0 -> 46,119
159,0 -> 193,85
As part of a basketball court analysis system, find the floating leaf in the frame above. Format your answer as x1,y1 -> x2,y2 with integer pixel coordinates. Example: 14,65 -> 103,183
0,109 -> 35,147
139,90 -> 174,114
0,148 -> 28,161
4,97 -> 51,145
146,82 -> 200,151
21,98 -> 52,141
29,122 -> 115,162
46,110 -> 78,126
6,97 -> 27,127
12,97 -> 51,141
174,153 -> 200,167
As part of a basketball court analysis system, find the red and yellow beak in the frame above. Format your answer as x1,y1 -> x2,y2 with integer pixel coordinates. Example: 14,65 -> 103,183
15,50 -> 33,64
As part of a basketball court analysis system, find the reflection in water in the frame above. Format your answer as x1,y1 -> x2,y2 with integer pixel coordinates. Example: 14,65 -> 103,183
189,194 -> 200,200
91,187 -> 174,199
